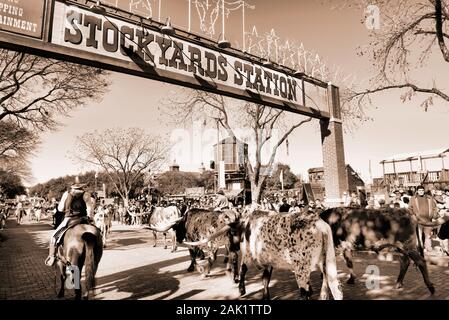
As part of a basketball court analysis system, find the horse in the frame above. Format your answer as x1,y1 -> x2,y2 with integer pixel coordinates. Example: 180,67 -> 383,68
16,207 -> 26,225
55,223 -> 103,300
34,207 -> 42,222
94,208 -> 112,248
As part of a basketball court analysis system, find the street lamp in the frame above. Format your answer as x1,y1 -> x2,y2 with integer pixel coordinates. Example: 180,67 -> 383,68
161,18 -> 175,36
90,1 -> 107,15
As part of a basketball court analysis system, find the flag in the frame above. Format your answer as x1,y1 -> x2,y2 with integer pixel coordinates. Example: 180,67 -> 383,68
280,169 -> 284,191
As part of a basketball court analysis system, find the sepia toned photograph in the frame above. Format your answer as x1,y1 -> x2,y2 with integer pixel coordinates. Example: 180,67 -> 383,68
1,0 -> 449,304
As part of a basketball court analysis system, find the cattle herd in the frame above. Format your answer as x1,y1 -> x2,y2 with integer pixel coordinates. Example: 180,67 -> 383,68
2,198 -> 448,300
146,204 -> 449,300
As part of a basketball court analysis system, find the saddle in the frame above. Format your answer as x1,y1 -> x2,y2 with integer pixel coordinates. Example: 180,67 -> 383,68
55,216 -> 93,245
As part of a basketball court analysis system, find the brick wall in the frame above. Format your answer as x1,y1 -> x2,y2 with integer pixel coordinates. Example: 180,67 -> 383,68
320,85 -> 348,207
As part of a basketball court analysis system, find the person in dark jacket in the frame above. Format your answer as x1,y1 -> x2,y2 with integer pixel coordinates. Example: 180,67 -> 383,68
279,198 -> 291,213
409,185 -> 439,253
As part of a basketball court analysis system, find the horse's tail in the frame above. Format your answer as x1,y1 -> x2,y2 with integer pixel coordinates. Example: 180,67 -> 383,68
82,233 -> 98,294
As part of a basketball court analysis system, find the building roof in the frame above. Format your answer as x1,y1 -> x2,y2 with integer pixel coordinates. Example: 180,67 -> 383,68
308,164 -> 353,173
213,136 -> 247,146
224,189 -> 243,198
380,148 -> 449,164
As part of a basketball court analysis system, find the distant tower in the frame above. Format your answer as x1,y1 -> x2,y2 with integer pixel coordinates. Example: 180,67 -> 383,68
199,162 -> 206,173
169,159 -> 180,172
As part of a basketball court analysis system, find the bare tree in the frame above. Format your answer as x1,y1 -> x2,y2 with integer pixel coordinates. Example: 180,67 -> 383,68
0,50 -> 110,130
0,120 -> 36,160
75,128 -> 169,207
337,0 -> 449,111
163,90 -> 312,204
0,120 -> 37,179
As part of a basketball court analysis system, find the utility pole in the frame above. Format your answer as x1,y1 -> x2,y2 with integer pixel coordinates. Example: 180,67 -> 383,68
215,118 -> 220,193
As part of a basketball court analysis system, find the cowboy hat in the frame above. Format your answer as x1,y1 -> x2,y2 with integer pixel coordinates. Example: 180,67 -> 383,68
71,176 -> 87,189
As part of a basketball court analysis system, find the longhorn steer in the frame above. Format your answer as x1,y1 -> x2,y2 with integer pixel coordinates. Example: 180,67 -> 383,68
149,208 -> 238,277
186,210 -> 343,300
147,206 -> 182,252
319,207 -> 436,294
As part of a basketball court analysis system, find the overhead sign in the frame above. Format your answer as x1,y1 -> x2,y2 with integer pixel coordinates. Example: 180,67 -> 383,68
0,0 -> 46,38
0,0 -> 331,119
51,1 -> 305,107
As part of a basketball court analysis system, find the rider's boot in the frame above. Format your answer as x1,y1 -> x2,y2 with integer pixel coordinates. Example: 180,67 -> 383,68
45,242 -> 57,267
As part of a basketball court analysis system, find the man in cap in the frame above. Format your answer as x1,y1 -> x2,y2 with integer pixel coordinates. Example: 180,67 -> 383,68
213,189 -> 229,211
45,177 -> 95,267
409,185 -> 439,254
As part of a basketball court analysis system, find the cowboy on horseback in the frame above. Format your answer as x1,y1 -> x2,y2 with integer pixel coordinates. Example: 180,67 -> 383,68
45,177 -> 95,267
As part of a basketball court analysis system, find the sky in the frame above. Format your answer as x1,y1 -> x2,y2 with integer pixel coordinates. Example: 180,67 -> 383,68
28,0 -> 449,186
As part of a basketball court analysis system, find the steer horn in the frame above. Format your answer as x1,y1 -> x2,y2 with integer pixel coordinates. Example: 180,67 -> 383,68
146,217 -> 183,232
183,225 -> 231,247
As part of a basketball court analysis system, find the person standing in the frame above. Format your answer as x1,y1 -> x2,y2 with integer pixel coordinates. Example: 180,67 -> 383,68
214,189 -> 229,211
409,185 -> 439,254
443,189 -> 449,210
391,190 -> 406,209
279,198 -> 291,213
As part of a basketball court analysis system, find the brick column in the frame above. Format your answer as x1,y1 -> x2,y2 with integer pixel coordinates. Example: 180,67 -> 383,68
320,84 -> 348,207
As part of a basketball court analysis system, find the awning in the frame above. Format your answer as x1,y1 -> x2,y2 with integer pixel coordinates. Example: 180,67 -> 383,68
224,189 -> 243,198
380,148 -> 449,164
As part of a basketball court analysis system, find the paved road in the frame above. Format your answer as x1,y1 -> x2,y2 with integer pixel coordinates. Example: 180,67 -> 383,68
1,216 -> 449,300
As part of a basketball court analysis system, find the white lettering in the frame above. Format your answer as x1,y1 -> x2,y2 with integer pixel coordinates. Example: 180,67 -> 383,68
176,305 -> 210,318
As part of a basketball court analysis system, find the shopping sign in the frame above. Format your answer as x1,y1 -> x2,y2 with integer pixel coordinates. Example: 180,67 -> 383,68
0,0 -> 46,38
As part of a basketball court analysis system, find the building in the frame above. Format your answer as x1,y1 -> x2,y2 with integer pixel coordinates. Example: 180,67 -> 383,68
374,148 -> 449,191
169,160 -> 180,172
213,136 -> 250,202
308,164 -> 365,199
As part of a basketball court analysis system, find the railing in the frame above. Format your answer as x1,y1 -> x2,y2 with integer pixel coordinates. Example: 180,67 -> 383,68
383,169 -> 449,184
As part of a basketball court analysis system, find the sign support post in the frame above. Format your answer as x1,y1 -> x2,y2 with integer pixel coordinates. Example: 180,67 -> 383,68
320,84 -> 348,207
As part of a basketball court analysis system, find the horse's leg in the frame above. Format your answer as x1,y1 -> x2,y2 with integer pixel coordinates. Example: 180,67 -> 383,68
57,262 -> 66,298
408,250 -> 435,294
396,253 -> 410,289
343,249 -> 356,284
66,250 -> 82,300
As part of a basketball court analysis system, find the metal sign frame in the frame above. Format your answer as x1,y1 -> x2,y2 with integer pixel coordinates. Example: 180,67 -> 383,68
0,0 -> 331,119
